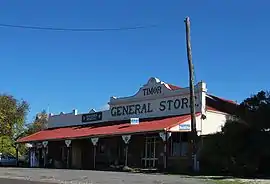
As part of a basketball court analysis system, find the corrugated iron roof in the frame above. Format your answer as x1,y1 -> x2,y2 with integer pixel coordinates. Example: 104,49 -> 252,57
17,114 -> 194,143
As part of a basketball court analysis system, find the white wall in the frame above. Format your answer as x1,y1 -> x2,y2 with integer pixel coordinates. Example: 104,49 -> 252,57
201,110 -> 228,135
163,110 -> 230,135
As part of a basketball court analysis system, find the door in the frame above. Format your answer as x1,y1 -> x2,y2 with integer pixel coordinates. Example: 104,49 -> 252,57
142,136 -> 158,168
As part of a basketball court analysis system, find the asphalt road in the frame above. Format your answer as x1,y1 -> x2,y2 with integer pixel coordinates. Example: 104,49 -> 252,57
0,178 -> 49,184
0,167 -> 209,184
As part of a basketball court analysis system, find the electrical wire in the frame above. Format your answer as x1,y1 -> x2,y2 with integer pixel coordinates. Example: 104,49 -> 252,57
0,23 -> 158,32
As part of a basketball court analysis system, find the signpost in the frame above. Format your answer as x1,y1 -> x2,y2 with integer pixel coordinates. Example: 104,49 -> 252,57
122,135 -> 131,167
65,140 -> 71,169
91,137 -> 99,169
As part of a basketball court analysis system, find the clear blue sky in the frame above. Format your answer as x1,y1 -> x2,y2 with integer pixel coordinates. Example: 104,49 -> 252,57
1,1 -> 269,123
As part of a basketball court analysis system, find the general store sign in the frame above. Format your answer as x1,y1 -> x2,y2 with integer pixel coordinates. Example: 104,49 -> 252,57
110,94 -> 201,119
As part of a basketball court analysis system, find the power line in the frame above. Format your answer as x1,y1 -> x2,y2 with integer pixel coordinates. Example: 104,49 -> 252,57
0,23 -> 158,32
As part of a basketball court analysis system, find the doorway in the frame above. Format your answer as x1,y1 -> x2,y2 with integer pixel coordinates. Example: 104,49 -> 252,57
142,136 -> 158,168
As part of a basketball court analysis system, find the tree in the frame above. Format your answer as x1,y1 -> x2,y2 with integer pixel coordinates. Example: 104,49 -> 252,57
0,136 -> 17,155
26,110 -> 48,135
0,94 -> 29,156
0,94 -> 29,137
237,91 -> 270,130
0,94 -> 29,139
200,90 -> 270,176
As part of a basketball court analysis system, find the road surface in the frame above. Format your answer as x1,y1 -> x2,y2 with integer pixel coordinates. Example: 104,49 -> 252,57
0,178 -> 49,184
0,167 -> 208,184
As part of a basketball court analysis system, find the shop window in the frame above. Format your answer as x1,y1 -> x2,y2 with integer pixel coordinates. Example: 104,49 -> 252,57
170,132 -> 189,157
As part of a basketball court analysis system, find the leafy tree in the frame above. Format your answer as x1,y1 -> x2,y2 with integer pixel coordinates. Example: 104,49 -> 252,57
0,94 -> 29,156
237,91 -> 270,130
0,94 -> 29,137
11,110 -> 49,157
0,136 -> 17,156
200,90 -> 270,176
26,110 -> 48,135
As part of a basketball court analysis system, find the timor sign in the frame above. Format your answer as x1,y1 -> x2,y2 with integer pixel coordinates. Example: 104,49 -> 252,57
143,86 -> 162,96
110,95 -> 201,118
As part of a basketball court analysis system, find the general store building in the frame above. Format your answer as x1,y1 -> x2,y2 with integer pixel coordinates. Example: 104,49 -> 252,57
17,77 -> 236,172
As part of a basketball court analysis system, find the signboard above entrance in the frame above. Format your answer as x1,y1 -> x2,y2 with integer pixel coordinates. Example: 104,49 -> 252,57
110,95 -> 201,120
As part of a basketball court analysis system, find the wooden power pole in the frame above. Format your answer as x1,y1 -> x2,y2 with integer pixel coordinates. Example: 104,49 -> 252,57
184,16 -> 198,172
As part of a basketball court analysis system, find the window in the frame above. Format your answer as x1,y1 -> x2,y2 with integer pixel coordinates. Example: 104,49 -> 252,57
170,132 -> 189,157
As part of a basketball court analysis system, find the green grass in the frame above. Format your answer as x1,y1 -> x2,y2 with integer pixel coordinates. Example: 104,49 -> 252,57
209,179 -> 247,184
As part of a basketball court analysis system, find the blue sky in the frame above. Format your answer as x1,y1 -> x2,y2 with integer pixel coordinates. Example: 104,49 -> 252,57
0,1 -> 269,123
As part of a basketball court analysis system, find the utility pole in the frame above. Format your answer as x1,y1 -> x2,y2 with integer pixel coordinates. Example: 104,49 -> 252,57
184,16 -> 198,172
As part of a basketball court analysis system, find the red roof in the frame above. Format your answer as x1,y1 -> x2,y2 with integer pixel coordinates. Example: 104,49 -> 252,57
208,94 -> 237,105
167,84 -> 182,90
167,84 -> 236,105
166,83 -> 237,114
17,115 -> 193,143
206,105 -> 220,112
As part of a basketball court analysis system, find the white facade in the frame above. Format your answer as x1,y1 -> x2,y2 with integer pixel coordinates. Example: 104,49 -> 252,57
47,77 -> 228,136
200,110 -> 228,135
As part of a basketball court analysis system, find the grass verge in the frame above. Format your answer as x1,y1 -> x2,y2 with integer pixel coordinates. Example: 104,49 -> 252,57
209,179 -> 254,184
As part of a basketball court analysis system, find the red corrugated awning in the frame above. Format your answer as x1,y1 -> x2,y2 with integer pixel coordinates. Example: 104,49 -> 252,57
17,114 -> 193,143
